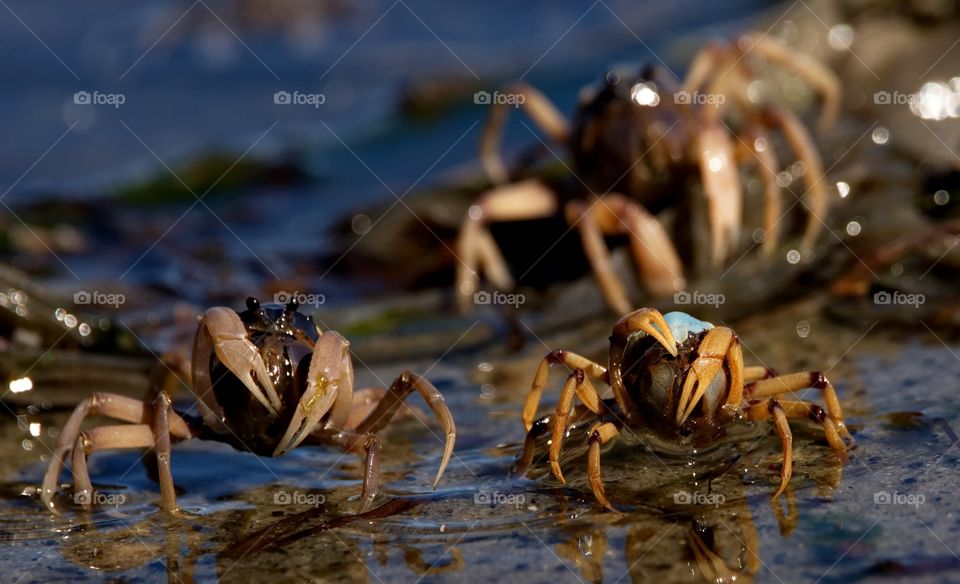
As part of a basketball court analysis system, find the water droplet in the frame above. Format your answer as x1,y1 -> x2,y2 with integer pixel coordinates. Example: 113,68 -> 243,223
836,181 -> 850,198
786,249 -> 801,264
846,221 -> 862,236
350,214 -> 372,235
468,205 -> 483,221
872,127 -> 889,145
828,24 -> 854,51
934,190 -> 950,205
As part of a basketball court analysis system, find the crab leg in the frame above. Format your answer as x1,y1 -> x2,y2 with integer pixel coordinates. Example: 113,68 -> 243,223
274,332 -> 352,456
761,106 -> 829,254
41,392 -> 194,513
196,307 -> 282,417
696,121 -> 743,268
744,397 -> 848,497
548,370 -> 602,483
742,34 -> 842,132
514,404 -> 596,477
597,195 -> 686,297
523,349 -> 607,431
455,180 -> 558,312
565,200 -> 632,314
745,398 -> 793,498
479,82 -> 571,185
688,526 -> 740,583
587,421 -> 621,512
352,371 -> 457,488
740,126 -> 783,256
745,370 -> 850,439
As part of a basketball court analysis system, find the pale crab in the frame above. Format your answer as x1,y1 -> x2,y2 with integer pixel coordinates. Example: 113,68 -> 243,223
40,297 -> 456,514
514,308 -> 852,510
457,33 -> 841,313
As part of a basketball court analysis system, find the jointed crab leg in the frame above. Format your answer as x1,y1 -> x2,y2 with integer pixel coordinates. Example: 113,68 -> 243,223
745,371 -> 850,439
455,179 -> 558,312
739,126 -> 783,256
587,421 -> 621,512
745,398 -> 794,498
352,371 -> 457,488
523,349 -> 607,431
41,392 -> 194,513
696,121 -> 743,268
742,34 -> 842,133
745,396 -> 848,497
548,370 -> 603,483
479,82 -> 571,185
761,106 -> 829,254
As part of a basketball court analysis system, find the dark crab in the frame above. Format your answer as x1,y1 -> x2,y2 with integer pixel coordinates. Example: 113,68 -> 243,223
40,297 -> 456,514
457,33 -> 841,313
515,308 -> 851,511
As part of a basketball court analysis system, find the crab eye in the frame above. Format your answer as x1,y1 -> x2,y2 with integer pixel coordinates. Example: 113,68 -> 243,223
246,297 -> 260,311
285,298 -> 299,315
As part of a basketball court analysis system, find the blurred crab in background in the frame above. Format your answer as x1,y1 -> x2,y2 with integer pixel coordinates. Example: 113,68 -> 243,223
41,297 -> 456,514
514,308 -> 851,510
456,33 -> 841,313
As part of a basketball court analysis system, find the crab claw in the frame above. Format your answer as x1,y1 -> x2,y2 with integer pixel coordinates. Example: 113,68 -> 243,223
203,307 -> 281,416
613,308 -> 679,357
675,327 -> 731,425
273,332 -> 351,456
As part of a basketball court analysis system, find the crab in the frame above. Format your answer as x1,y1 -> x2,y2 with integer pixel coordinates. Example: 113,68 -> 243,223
456,33 -> 841,313
514,308 -> 852,511
40,297 -> 457,514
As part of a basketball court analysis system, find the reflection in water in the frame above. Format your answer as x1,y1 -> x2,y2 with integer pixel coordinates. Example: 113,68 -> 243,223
56,495 -> 464,584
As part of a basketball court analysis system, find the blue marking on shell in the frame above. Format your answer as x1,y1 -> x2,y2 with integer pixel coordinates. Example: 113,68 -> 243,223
662,311 -> 713,343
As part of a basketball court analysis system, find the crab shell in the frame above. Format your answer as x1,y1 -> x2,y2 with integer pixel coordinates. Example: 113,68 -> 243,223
617,312 -> 733,442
